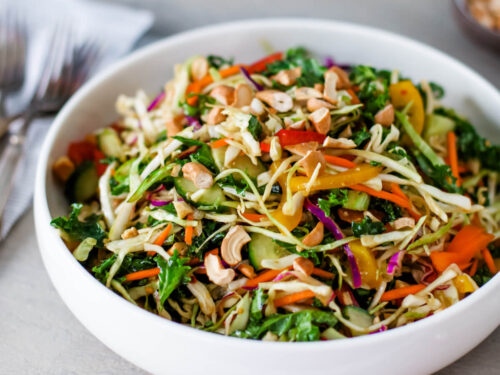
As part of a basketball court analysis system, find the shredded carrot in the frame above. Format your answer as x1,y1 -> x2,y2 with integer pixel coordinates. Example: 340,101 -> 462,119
245,267 -> 291,288
210,137 -> 230,148
184,214 -> 194,245
350,184 -> 410,209
391,183 -> 406,200
125,267 -> 160,282
380,284 -> 426,302
274,290 -> 316,308
186,65 -> 243,105
469,258 -> 479,277
241,212 -> 266,222
347,89 -> 360,104
447,131 -> 461,186
311,268 -> 335,279
482,248 -> 497,274
323,154 -> 357,169
146,223 -> 173,256
247,52 -> 283,74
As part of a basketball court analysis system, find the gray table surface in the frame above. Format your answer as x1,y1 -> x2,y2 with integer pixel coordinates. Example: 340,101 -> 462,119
0,0 -> 498,374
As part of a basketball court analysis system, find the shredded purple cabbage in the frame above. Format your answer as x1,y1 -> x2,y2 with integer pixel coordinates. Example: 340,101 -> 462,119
240,66 -> 263,91
150,200 -> 172,207
323,56 -> 351,71
185,115 -> 202,131
147,91 -> 166,111
304,199 -> 362,288
387,251 -> 403,275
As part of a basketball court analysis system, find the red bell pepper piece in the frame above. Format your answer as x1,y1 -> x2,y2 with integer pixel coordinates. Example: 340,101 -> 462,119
276,129 -> 327,147
260,142 -> 271,153
93,149 -> 108,176
67,141 -> 95,165
247,52 -> 283,74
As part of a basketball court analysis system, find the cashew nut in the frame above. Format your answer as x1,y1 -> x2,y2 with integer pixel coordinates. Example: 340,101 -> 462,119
255,90 -> 293,112
374,104 -> 395,126
233,83 -> 253,108
271,67 -> 302,86
250,98 -> 265,115
210,85 -> 235,106
221,225 -> 251,266
302,222 -> 324,247
173,200 -> 194,219
295,87 -> 323,101
191,56 -> 209,81
322,136 -> 357,149
300,150 -> 326,177
307,97 -> 334,112
328,66 -> 351,89
308,107 -> 331,135
121,227 -> 139,240
293,257 -> 314,277
168,242 -> 188,256
53,155 -> 75,182
206,107 -> 226,125
284,141 -> 319,156
205,253 -> 236,286
393,217 -> 415,230
323,71 -> 339,104
182,162 -> 213,189
166,114 -> 184,137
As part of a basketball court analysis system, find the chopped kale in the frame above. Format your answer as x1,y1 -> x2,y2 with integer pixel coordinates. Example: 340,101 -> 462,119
248,115 -> 263,140
318,189 -> 348,217
352,217 -> 386,237
207,55 -> 234,69
370,198 -> 402,223
156,250 -> 191,306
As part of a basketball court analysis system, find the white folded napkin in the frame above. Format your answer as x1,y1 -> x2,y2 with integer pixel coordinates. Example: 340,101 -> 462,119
1,0 -> 153,239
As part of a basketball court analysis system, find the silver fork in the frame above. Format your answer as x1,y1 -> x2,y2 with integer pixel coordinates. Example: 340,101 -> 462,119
0,10 -> 27,135
0,29 -> 99,224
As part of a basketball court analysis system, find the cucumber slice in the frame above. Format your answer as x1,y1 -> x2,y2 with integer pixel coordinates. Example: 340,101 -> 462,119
342,306 -> 373,336
65,161 -> 99,202
248,232 -> 291,270
211,146 -> 226,171
343,191 -> 370,211
98,128 -> 124,160
228,293 -> 251,334
174,177 -> 226,211
229,155 -> 266,182
423,114 -> 455,141
321,327 -> 346,340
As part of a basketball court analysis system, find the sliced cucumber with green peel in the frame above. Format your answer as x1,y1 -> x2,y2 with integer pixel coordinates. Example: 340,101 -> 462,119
343,191 -> 370,211
342,306 -> 373,336
321,327 -> 346,340
98,128 -> 124,160
174,177 -> 226,211
228,293 -> 251,334
65,161 -> 99,202
229,155 -> 266,181
248,232 -> 291,270
211,145 -> 226,171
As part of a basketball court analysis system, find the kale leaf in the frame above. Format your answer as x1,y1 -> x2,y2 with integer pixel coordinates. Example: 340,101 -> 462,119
156,250 -> 191,306
352,217 -> 386,237
207,55 -> 234,69
414,151 -> 462,193
181,93 -> 215,117
187,220 -> 226,259
248,115 -> 263,140
265,47 -> 326,87
318,189 -> 348,217
370,198 -> 402,223
434,108 -> 500,173
351,127 -> 372,147
50,203 -> 106,246
349,65 -> 390,121
173,136 -> 218,173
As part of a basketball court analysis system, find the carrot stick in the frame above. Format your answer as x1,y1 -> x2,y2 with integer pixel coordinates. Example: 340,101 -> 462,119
125,267 -> 160,282
311,268 -> 335,279
380,284 -> 426,302
245,267 -> 291,288
469,258 -> 479,277
147,223 -> 173,256
210,137 -> 230,148
482,248 -> 497,274
350,184 -> 410,209
447,131 -> 461,186
247,52 -> 283,74
391,183 -> 406,200
241,212 -> 266,222
324,154 -> 357,169
184,214 -> 194,245
274,290 -> 316,308
186,65 -> 243,105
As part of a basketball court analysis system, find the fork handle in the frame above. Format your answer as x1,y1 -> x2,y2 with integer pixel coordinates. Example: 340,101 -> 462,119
0,115 -> 32,223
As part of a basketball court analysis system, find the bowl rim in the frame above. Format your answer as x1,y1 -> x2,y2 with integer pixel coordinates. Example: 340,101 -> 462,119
35,17 -> 500,350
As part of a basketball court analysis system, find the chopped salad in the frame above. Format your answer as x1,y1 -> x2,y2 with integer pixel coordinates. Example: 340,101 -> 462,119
51,47 -> 500,341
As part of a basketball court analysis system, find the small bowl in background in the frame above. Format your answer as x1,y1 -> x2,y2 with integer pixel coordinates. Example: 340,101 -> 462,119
452,0 -> 500,50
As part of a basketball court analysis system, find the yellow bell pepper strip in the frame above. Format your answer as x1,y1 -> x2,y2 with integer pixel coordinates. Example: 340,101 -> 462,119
349,241 -> 381,288
389,80 -> 425,134
269,161 -> 302,232
453,274 -> 475,295
290,164 -> 381,193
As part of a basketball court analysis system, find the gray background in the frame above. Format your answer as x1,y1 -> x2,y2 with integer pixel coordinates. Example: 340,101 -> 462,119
0,0 -> 498,374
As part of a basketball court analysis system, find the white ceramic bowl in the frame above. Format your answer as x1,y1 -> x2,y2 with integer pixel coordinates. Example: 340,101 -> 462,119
34,19 -> 500,375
